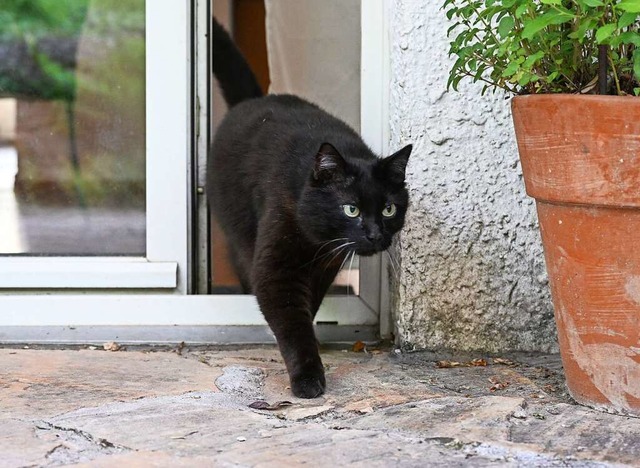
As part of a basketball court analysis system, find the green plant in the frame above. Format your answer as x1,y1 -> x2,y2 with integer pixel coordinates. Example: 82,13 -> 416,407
444,0 -> 640,95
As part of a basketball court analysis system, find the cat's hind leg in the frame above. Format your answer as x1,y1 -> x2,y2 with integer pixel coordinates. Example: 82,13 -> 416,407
226,242 -> 253,294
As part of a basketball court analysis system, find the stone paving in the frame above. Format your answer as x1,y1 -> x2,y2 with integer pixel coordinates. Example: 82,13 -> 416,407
1,345 -> 639,467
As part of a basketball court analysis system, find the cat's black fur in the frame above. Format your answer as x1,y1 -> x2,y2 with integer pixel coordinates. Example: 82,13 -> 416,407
209,19 -> 412,398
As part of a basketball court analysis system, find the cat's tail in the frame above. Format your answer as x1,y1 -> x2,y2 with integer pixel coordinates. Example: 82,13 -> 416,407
213,18 -> 264,107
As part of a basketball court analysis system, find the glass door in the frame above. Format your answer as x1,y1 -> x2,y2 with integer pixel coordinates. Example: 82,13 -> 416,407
0,0 -> 188,291
0,0 -> 146,257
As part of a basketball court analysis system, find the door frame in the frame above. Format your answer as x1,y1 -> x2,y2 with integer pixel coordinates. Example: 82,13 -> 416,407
0,0 -> 391,345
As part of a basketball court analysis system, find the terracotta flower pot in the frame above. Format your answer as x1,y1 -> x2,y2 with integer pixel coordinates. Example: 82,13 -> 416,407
511,95 -> 640,417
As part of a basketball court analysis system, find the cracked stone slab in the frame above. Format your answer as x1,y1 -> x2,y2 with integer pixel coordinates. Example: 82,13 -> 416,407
340,396 -> 525,443
2,347 -> 639,467
34,420 -> 130,466
339,397 -> 640,466
0,418 -> 63,468
0,349 -> 219,418
34,393 -> 566,467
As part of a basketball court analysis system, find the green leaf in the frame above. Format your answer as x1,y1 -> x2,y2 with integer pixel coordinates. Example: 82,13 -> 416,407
618,12 -> 638,29
515,4 -> 528,18
540,0 -> 562,4
522,51 -> 545,69
502,60 -> 521,77
634,87 -> 640,96
619,31 -> 640,46
498,16 -> 515,38
595,24 -> 617,43
617,0 -> 640,13
522,11 -> 574,40
568,18 -> 598,42
517,72 -> 533,86
581,0 -> 605,6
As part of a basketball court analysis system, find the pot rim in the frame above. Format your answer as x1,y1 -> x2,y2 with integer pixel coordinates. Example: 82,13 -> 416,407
512,93 -> 639,103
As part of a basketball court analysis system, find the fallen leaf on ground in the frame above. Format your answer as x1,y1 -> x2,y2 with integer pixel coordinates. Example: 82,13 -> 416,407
493,357 -> 517,366
470,358 -> 488,367
436,360 -> 464,368
352,341 -> 366,352
436,358 -> 488,368
248,400 -> 293,411
488,376 -> 510,391
103,341 -> 121,352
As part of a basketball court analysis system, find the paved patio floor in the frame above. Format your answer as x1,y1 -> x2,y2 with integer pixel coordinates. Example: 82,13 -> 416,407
1,345 -> 638,467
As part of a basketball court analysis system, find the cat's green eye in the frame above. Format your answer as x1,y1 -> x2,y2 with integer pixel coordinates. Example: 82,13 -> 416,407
382,203 -> 397,218
343,204 -> 360,218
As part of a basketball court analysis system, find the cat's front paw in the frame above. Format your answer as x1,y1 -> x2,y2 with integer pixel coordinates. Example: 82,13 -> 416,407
290,367 -> 326,399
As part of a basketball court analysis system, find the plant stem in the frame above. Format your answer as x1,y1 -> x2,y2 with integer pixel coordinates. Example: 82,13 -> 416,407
609,54 -> 622,95
460,69 -> 516,94
598,45 -> 608,94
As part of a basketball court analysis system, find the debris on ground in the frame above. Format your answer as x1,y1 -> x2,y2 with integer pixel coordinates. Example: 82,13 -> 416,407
492,357 -> 518,366
436,360 -> 465,368
248,400 -> 293,411
173,341 -> 186,356
352,341 -> 366,352
170,431 -> 198,440
436,358 -> 488,368
103,342 -> 121,352
488,376 -> 510,391
470,358 -> 488,367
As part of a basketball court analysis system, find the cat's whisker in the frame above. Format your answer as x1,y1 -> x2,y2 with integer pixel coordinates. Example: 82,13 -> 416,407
322,242 -> 355,271
315,241 -> 354,266
300,239 -> 351,269
347,251 -> 356,297
316,237 -> 349,248
314,238 -> 349,257
386,250 -> 398,278
336,248 -> 351,273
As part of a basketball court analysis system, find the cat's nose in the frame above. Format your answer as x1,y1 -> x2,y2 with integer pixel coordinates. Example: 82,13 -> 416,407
365,232 -> 383,245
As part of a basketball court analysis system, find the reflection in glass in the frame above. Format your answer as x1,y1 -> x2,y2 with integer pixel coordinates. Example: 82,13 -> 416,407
0,0 -> 145,256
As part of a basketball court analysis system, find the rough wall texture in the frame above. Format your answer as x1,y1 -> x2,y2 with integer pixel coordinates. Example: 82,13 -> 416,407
389,1 -> 558,353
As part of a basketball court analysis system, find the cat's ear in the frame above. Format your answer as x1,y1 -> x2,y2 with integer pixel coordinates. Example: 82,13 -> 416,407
313,143 -> 345,182
379,144 -> 412,185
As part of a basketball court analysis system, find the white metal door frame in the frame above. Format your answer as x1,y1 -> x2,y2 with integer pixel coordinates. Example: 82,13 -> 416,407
0,0 -> 391,344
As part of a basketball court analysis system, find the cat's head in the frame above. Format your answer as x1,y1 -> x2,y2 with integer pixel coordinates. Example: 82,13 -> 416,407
298,142 -> 412,257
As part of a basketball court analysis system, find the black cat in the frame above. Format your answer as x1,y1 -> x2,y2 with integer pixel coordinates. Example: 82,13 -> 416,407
209,19 -> 412,398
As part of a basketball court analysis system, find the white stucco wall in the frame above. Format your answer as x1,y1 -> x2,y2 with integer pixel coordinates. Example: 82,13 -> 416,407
389,1 -> 558,353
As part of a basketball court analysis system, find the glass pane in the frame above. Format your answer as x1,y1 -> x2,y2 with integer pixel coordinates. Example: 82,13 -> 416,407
0,0 -> 146,256
210,0 -> 360,295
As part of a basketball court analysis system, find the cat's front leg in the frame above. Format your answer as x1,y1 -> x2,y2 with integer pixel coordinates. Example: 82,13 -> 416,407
253,273 -> 325,398
252,238 -> 325,398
